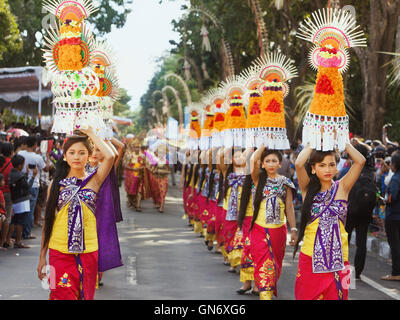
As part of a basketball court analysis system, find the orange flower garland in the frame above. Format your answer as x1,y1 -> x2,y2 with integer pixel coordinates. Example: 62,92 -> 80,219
226,105 -> 246,130
259,90 -> 285,128
189,119 -> 201,139
58,44 -> 83,70
246,95 -> 262,128
213,112 -> 226,132
309,66 -> 346,117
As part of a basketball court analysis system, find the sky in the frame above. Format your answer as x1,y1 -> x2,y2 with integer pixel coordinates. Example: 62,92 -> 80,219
107,0 -> 187,111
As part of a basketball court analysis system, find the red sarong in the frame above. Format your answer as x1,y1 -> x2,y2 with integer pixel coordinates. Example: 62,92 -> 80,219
148,171 -> 161,205
224,220 -> 238,254
295,252 -> 350,300
240,216 -> 254,282
48,249 -> 98,300
249,223 -> 287,298
206,200 -> 217,240
185,187 -> 195,221
198,195 -> 209,225
215,206 -> 226,246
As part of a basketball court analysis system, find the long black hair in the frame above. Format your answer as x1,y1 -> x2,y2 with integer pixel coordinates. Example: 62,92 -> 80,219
198,164 -> 207,194
207,164 -> 216,202
223,163 -> 234,200
293,150 -> 339,258
185,163 -> 194,189
42,136 -> 92,249
217,166 -> 225,205
250,149 -> 283,230
238,174 -> 253,229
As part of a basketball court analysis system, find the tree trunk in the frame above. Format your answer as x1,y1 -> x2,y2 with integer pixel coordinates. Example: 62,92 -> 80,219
354,0 -> 400,139
186,56 -> 204,94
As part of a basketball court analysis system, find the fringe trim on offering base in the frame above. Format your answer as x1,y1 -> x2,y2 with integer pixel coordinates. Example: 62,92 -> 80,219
52,102 -> 107,137
188,138 -> 199,151
199,136 -> 211,151
211,131 -> 223,148
245,127 -> 260,149
302,112 -> 349,152
240,267 -> 255,283
256,127 -> 290,150
223,128 -> 245,149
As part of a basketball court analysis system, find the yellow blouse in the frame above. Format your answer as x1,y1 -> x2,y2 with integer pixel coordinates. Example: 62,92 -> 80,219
48,202 -> 98,254
301,219 -> 349,261
245,194 -> 253,217
254,197 -> 286,229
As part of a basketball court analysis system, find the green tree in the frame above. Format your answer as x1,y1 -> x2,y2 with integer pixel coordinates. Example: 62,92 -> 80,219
0,0 -> 22,62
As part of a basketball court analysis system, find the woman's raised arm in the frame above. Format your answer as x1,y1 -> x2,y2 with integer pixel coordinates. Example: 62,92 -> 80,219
294,143 -> 313,194
81,127 -> 115,191
339,142 -> 366,195
250,144 -> 265,186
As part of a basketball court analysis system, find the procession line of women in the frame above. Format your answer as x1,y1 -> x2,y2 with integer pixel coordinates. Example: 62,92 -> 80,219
181,142 -> 366,300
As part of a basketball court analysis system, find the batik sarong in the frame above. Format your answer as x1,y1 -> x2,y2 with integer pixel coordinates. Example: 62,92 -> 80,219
49,248 -> 98,300
249,223 -> 287,299
240,216 -> 254,282
295,252 -> 350,300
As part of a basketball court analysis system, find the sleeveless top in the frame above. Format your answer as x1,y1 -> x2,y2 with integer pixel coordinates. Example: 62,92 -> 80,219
49,171 -> 98,254
254,176 -> 295,229
223,172 -> 246,221
210,170 -> 220,202
201,167 -> 211,197
301,181 -> 348,273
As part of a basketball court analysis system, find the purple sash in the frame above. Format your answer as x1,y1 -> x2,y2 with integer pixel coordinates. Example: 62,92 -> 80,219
262,176 -> 295,225
226,173 -> 245,221
96,171 -> 123,272
310,181 -> 347,273
58,171 -> 97,253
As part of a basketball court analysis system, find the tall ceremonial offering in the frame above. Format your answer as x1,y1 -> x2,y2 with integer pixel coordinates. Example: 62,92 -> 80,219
296,8 -> 366,151
42,0 -> 106,136
251,51 -> 298,150
208,88 -> 227,149
187,103 -> 203,151
239,66 -> 262,148
219,76 -> 248,149
199,97 -> 215,151
91,39 -> 121,140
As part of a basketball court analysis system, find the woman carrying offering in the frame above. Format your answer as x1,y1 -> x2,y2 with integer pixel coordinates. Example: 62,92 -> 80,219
37,127 -> 115,300
249,145 -> 297,300
294,142 -> 365,300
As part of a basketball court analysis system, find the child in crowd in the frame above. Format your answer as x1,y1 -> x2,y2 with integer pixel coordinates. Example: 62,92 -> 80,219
5,155 -> 37,249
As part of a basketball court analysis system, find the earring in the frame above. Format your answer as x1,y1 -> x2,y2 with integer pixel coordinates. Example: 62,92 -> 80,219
312,170 -> 316,175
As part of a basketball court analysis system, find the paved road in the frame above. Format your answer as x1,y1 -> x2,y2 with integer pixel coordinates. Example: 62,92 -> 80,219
1,178 -> 400,300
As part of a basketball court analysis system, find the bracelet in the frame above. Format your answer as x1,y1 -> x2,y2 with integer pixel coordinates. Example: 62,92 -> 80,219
291,228 -> 298,232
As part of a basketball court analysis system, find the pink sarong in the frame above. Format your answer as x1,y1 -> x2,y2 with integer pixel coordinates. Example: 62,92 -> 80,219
295,252 -> 350,300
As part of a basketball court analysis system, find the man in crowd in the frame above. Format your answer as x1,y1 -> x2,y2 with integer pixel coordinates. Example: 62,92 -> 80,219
17,136 -> 50,240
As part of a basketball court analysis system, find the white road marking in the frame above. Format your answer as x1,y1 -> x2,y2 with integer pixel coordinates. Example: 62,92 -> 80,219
360,275 -> 400,300
126,256 -> 137,286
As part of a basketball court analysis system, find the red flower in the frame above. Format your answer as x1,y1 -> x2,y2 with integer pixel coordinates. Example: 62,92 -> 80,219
315,74 -> 335,95
250,102 -> 261,115
231,108 -> 242,117
265,99 -> 281,113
